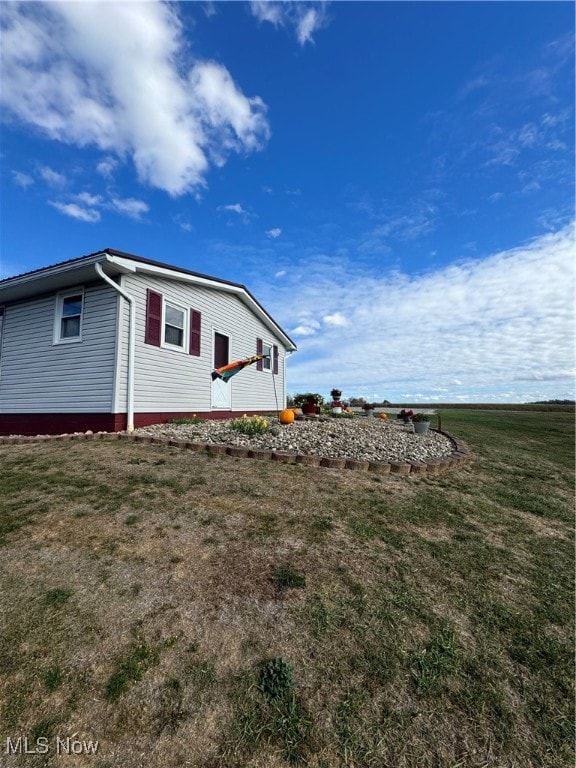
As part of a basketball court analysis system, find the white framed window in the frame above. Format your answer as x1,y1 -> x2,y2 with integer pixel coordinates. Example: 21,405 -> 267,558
162,301 -> 187,351
54,289 -> 84,344
262,341 -> 273,371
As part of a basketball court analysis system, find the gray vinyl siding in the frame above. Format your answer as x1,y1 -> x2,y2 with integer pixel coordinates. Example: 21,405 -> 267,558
121,273 -> 287,414
0,283 -> 119,413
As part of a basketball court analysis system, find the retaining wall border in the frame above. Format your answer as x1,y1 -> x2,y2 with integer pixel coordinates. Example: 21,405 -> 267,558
0,428 -> 471,475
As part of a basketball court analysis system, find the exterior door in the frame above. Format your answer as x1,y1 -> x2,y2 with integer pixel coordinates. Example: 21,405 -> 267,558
211,331 -> 231,409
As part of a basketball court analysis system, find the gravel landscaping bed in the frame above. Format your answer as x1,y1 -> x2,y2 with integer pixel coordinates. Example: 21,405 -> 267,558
134,416 -> 455,464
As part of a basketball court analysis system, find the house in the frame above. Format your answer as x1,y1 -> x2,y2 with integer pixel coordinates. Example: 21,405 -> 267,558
0,248 -> 297,435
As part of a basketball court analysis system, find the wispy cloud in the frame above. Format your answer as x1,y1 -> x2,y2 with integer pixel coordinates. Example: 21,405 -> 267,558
323,312 -> 348,327
12,170 -> 34,189
266,227 -> 282,239
110,197 -> 149,220
49,192 -> 148,222
262,224 -> 575,401
96,156 -> 117,179
49,201 -> 100,223
250,1 -> 328,45
39,165 -> 67,188
219,203 -> 247,215
0,2 -> 269,195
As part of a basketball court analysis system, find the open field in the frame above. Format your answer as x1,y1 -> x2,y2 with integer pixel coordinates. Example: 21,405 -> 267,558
0,410 -> 574,767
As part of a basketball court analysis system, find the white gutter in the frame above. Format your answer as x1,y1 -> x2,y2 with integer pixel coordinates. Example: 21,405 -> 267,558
95,263 -> 136,433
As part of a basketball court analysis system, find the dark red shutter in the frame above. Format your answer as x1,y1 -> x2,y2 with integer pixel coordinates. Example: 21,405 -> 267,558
273,345 -> 279,375
256,338 -> 263,370
189,310 -> 201,356
145,290 -> 162,346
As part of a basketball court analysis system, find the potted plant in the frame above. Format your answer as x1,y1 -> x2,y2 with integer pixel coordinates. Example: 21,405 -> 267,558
299,393 -> 323,415
330,388 -> 343,414
399,408 -> 414,423
363,402 -> 376,417
412,413 -> 431,434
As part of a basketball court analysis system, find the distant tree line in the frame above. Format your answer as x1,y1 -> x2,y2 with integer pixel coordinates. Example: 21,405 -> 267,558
529,399 -> 575,404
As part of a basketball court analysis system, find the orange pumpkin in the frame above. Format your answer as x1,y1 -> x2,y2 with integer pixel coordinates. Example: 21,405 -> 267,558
279,408 -> 295,424
379,413 -> 388,420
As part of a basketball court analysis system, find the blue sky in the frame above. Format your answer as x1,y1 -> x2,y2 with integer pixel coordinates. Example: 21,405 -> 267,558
1,0 -> 574,403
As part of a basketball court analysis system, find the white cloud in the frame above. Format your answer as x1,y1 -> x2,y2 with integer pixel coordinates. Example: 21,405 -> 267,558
75,192 -> 102,206
521,180 -> 541,194
291,324 -> 318,337
275,269 -> 287,278
266,227 -> 282,239
290,314 -> 321,337
488,192 -> 504,203
264,224 -> 576,402
250,1 -> 326,45
111,197 -> 149,219
250,1 -> 284,26
49,191 -> 148,221
219,203 -> 247,215
96,156 -> 117,179
39,165 -> 67,188
1,2 -> 269,195
296,8 -> 321,46
49,201 -> 100,223
12,170 -> 34,188
323,312 -> 348,327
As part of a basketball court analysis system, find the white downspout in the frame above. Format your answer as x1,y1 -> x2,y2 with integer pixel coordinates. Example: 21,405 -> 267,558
95,263 -> 136,432
284,349 -> 294,408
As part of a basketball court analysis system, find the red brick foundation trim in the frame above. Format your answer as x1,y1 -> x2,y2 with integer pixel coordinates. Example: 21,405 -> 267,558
0,426 -> 472,475
0,413 -> 126,436
0,410 -> 276,436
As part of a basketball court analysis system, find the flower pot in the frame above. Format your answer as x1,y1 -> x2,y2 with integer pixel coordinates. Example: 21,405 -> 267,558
365,409 -> 374,417
332,406 -> 342,414
413,421 -> 430,434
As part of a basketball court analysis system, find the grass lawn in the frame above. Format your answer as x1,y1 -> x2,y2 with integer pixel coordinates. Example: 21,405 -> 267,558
0,410 -> 573,767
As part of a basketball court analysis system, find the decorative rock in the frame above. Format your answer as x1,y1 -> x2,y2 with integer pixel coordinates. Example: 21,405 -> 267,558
368,461 -> 391,474
272,451 -> 296,463
186,442 -> 207,452
295,454 -> 321,467
227,446 -> 250,458
0,415 -> 469,477
321,457 -> 346,469
345,459 -> 369,471
249,449 -> 273,460
207,444 -> 227,456
390,462 -> 411,474
169,439 -> 189,448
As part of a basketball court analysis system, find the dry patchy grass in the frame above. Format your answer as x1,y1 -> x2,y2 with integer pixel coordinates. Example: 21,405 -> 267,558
0,410 -> 573,767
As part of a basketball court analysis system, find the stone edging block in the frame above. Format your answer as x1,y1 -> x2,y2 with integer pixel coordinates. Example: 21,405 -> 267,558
0,426 -> 472,476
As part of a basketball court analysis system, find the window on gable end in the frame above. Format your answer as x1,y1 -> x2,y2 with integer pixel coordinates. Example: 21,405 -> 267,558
54,289 -> 84,344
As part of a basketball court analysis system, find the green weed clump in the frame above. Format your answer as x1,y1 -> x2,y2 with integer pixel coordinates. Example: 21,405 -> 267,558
105,639 -> 159,701
271,565 -> 307,591
411,628 -> 458,694
230,414 -> 270,436
258,657 -> 295,700
169,415 -> 203,425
